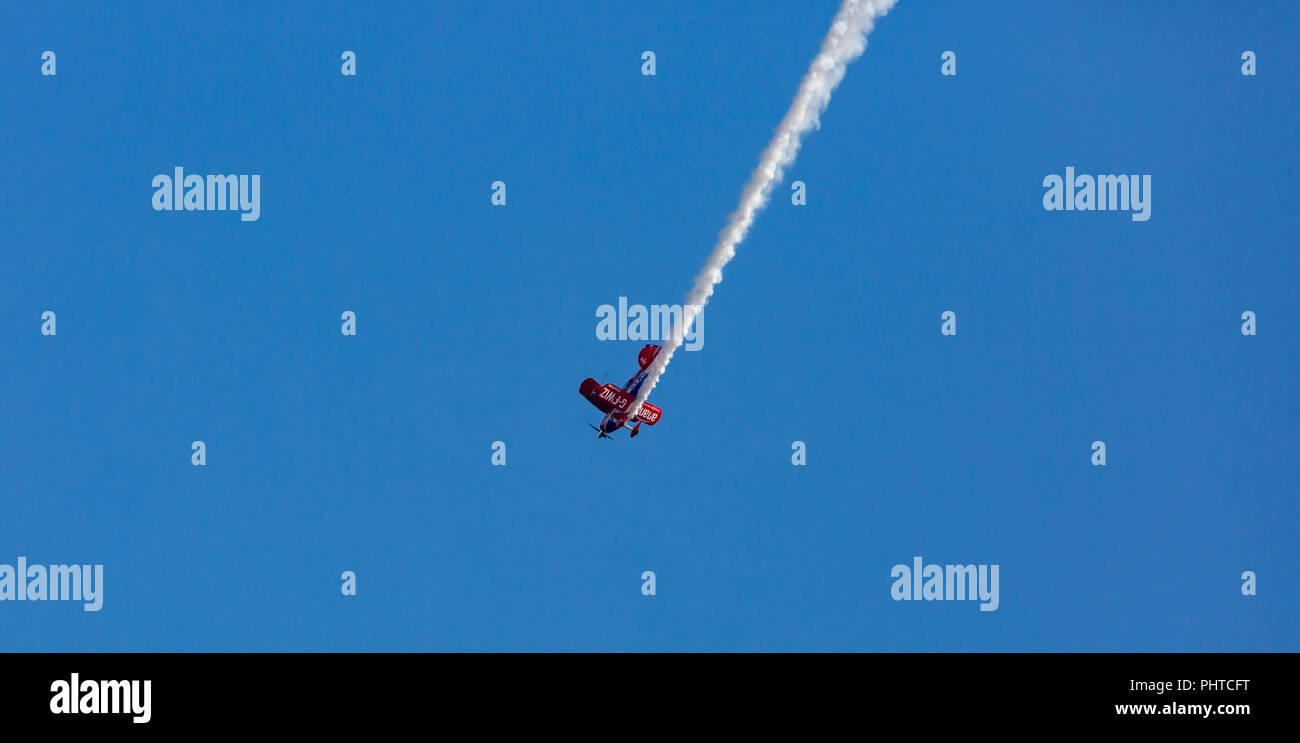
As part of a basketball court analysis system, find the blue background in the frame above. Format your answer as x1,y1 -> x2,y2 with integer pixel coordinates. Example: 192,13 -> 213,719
1,0 -> 1295,650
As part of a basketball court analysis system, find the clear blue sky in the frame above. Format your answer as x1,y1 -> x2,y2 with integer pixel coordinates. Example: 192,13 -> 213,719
1,0 -> 1295,650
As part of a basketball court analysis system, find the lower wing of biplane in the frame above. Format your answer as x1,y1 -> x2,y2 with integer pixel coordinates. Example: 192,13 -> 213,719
579,377 -> 663,436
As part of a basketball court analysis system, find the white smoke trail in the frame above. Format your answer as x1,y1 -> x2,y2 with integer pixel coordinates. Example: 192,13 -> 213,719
631,0 -> 899,416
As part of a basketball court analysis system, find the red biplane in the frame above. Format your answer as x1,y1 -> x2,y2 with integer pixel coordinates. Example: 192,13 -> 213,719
579,344 -> 664,439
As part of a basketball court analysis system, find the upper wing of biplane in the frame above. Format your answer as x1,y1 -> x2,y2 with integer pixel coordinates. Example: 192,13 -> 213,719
579,378 -> 632,414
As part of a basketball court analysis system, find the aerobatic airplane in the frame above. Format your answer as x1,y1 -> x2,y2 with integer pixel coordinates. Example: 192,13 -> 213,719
579,344 -> 664,439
